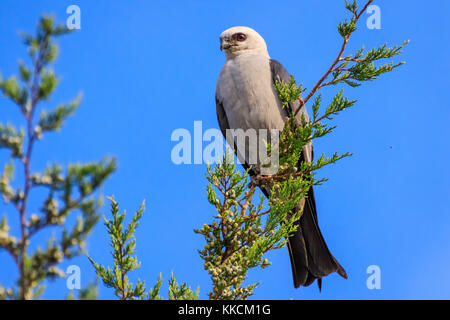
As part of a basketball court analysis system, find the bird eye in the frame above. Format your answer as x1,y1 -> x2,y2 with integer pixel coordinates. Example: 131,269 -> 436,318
236,33 -> 246,42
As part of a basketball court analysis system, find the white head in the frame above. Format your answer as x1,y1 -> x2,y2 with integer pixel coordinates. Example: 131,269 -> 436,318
219,26 -> 269,59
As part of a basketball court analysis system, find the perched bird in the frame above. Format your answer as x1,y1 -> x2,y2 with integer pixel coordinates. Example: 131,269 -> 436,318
215,26 -> 347,289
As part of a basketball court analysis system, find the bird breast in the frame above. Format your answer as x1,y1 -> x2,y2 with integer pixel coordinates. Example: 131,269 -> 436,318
217,54 -> 286,132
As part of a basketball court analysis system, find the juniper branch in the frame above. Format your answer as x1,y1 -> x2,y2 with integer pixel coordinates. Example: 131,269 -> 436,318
293,0 -> 407,117
89,197 -> 199,300
199,0 -> 407,300
0,15 -> 116,300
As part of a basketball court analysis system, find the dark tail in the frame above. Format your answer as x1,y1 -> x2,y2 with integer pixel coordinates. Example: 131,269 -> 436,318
287,187 -> 347,289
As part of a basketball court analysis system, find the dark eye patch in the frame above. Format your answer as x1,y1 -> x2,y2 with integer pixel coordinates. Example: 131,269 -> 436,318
233,33 -> 247,42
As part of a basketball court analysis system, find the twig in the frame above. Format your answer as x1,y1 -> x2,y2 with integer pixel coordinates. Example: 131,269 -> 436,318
17,30 -> 50,300
293,0 -> 374,117
239,185 -> 256,216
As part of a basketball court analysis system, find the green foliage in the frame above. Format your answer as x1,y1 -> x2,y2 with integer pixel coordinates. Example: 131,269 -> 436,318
273,76 -> 304,110
0,123 -> 24,158
168,272 -> 200,300
38,69 -> 59,100
327,0 -> 408,89
0,2 -> 406,300
148,274 -> 163,300
0,15 -> 116,300
328,41 -> 408,87
39,94 -> 81,132
196,142 -> 346,299
196,130 -> 347,299
89,197 -> 146,300
89,198 -> 199,300
198,0 -> 407,300
0,75 -> 28,107
337,0 -> 359,38
66,281 -> 99,300
196,157 -> 269,300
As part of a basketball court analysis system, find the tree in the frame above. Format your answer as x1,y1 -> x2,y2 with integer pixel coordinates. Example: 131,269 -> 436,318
0,15 -> 116,300
196,0 -> 408,299
89,0 -> 407,301
89,197 -> 199,300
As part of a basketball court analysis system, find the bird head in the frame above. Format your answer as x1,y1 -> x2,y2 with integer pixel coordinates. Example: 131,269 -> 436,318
219,26 -> 269,59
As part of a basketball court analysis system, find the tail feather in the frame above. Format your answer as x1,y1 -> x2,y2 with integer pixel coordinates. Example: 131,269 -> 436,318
287,187 -> 347,289
242,159 -> 346,289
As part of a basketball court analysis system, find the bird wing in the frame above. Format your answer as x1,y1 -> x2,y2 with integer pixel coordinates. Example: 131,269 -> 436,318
216,94 -> 230,140
216,94 -> 256,175
269,59 -> 313,161
269,59 -> 347,288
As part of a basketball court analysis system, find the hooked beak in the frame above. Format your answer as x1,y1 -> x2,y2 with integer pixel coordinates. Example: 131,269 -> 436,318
220,38 -> 231,51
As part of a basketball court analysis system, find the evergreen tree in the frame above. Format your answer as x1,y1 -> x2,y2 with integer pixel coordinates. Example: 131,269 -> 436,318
196,0 -> 407,299
89,197 -> 199,300
93,0 -> 407,301
1,0 -> 407,300
0,15 -> 116,300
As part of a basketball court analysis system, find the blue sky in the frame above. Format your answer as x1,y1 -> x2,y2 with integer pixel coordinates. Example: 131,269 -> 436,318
1,0 -> 449,300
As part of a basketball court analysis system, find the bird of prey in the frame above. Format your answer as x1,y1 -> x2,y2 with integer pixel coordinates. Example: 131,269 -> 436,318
215,26 -> 347,289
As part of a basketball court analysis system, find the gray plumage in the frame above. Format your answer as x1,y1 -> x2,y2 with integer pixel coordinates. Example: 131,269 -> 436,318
216,26 -> 347,289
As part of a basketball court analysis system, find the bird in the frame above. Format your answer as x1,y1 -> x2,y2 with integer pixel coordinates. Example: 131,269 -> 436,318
215,26 -> 347,289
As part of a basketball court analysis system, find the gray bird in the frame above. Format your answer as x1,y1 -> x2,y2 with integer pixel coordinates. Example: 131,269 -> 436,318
215,26 -> 347,289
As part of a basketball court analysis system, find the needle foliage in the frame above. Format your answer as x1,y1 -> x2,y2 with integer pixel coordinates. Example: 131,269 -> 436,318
88,197 -> 199,300
0,15 -> 116,300
196,0 -> 407,300
0,1 -> 407,300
